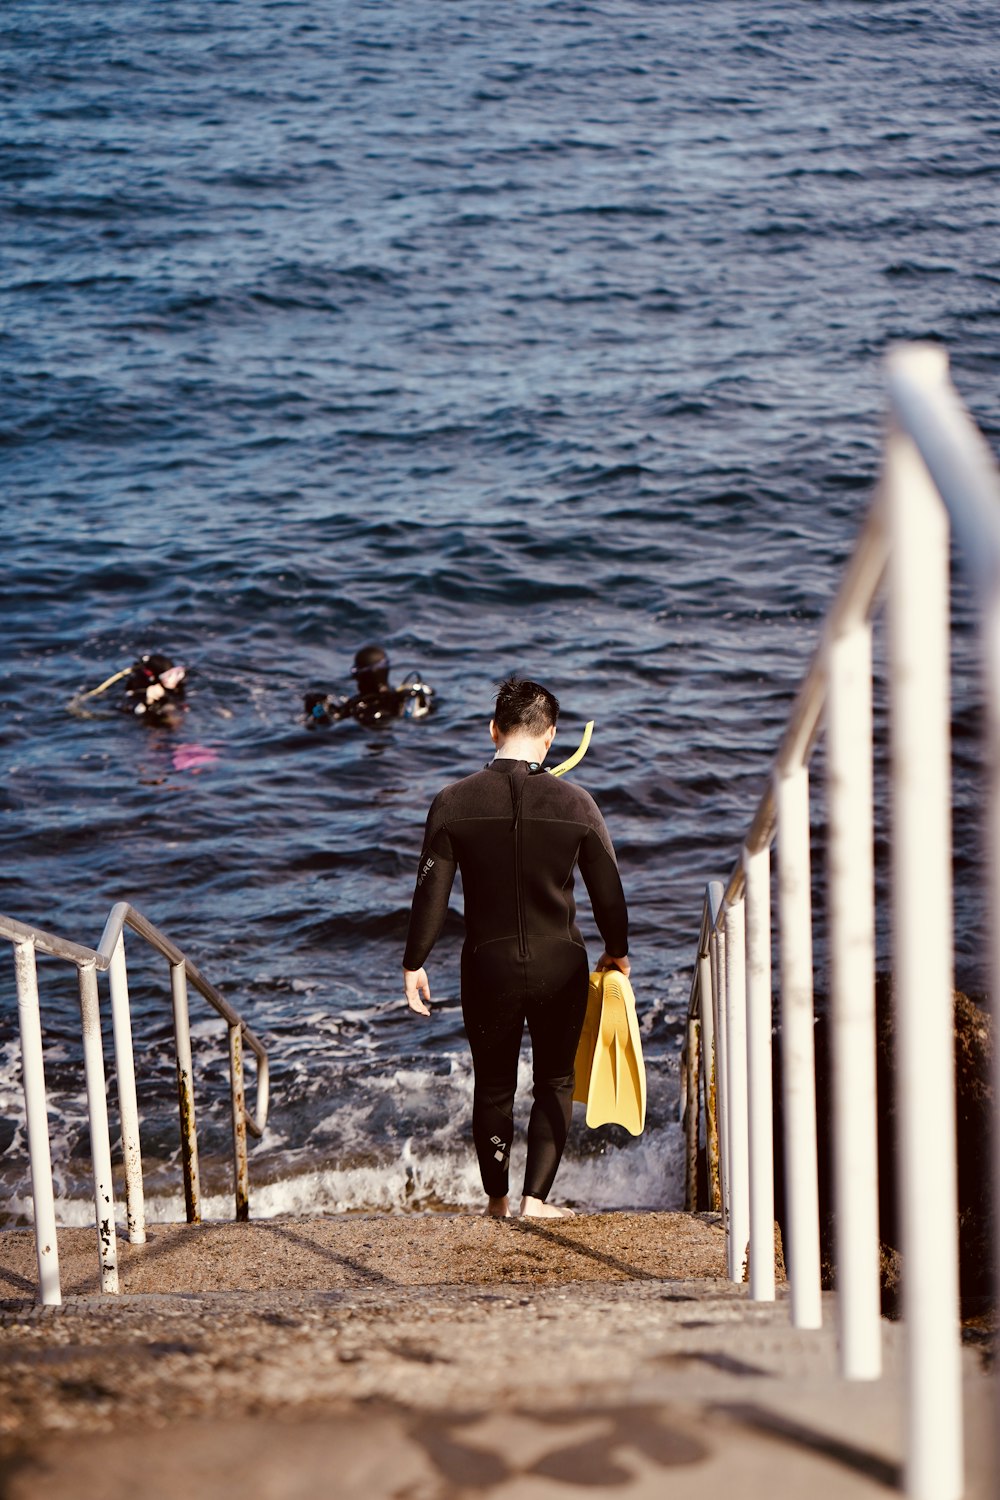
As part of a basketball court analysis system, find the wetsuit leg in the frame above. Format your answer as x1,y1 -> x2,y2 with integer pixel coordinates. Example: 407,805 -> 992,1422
461,946 -> 525,1198
522,943 -> 590,1201
462,939 -> 589,1203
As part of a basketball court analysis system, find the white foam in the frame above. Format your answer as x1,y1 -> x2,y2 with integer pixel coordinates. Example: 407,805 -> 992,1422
1,1010 -> 685,1229
5,1119 -> 684,1228
554,1121 -> 686,1212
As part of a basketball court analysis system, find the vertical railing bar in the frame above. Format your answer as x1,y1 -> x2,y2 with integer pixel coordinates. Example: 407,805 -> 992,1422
684,1014 -> 701,1212
108,933 -> 146,1245
679,1018 -> 691,1171
886,416 -> 963,1500
170,960 -> 201,1224
14,939 -> 61,1306
711,922 -> 730,1234
827,620 -> 882,1381
77,961 -> 119,1294
774,765 -> 822,1330
697,947 -> 721,1211
228,1023 -> 250,1222
724,898 -> 749,1283
744,845 -> 775,1301
985,599 -> 1000,1483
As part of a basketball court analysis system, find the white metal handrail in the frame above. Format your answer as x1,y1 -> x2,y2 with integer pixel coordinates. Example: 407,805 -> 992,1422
681,345 -> 999,1500
3,903 -> 269,1306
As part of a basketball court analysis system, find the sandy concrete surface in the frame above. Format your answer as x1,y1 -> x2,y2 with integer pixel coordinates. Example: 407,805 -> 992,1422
0,1212 -> 993,1499
0,1210 -> 727,1297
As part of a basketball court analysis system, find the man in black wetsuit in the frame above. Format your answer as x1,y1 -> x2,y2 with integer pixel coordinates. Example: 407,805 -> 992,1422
403,677 -> 630,1219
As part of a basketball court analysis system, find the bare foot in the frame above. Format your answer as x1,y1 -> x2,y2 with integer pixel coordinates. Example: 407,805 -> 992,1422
483,1195 -> 510,1218
519,1196 -> 576,1219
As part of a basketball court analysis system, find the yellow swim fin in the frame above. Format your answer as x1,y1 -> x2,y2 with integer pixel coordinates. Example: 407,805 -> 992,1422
573,971 -> 604,1105
579,970 -> 646,1136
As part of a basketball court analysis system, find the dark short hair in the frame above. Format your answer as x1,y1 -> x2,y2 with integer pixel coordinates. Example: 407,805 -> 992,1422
352,644 -> 389,677
493,676 -> 560,737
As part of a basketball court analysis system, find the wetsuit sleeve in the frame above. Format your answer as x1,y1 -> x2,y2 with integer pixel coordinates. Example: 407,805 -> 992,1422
578,819 -> 629,958
403,801 -> 457,970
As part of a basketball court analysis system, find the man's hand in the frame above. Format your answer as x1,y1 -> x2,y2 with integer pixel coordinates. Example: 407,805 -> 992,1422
403,966 -> 432,1016
596,952 -> 630,977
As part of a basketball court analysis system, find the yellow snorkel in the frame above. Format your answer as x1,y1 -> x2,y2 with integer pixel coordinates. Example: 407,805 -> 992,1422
548,719 -> 594,778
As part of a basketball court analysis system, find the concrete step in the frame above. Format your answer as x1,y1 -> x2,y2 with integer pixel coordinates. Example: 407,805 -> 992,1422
0,1213 -> 993,1498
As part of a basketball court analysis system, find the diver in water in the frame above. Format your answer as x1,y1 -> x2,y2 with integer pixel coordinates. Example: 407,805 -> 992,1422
121,654 -> 187,719
69,652 -> 187,723
304,645 -> 434,728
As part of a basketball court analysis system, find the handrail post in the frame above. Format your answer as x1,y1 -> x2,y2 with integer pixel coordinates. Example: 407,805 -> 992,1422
698,947 -> 721,1210
724,898 -> 749,1282
827,619 -> 882,1380
710,918 -> 730,1230
108,933 -> 146,1244
228,1024 -> 250,1222
683,1014 -> 701,1211
774,764 -> 822,1329
77,962 -> 119,1294
14,939 -> 61,1306
744,845 -> 775,1301
170,961 -> 201,1223
985,599 -> 1000,1496
886,411 -> 963,1500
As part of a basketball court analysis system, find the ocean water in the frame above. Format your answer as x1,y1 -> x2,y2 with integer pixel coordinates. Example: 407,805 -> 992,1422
2,1 -> 998,1225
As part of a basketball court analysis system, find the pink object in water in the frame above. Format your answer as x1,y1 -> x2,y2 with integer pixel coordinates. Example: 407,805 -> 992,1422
172,744 -> 220,773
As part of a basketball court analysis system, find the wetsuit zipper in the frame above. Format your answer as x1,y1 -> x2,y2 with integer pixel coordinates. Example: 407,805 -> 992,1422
510,770 -> 528,960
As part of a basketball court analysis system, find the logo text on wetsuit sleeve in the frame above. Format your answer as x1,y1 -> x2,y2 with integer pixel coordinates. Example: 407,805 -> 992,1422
417,856 -> 435,887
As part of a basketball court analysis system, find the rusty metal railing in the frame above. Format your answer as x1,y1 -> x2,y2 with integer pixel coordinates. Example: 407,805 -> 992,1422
3,903 -> 269,1304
